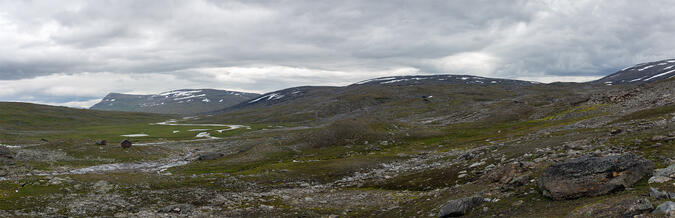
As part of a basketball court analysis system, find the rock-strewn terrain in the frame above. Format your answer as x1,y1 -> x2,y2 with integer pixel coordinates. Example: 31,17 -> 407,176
1,73 -> 675,217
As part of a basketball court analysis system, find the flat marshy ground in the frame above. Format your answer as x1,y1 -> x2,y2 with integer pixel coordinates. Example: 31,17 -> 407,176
0,102 -> 674,217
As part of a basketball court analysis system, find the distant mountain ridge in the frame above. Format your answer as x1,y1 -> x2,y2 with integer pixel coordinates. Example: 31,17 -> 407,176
231,74 -> 540,109
593,59 -> 675,85
90,89 -> 259,114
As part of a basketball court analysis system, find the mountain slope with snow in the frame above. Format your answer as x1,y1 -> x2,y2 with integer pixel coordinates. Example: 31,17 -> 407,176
593,59 -> 675,85
90,89 -> 259,114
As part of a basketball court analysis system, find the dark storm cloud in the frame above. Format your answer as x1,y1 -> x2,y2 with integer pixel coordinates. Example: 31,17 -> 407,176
1,0 -> 675,107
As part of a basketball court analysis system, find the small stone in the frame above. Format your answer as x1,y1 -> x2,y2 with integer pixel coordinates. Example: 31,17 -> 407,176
158,204 -> 192,214
512,200 -> 524,206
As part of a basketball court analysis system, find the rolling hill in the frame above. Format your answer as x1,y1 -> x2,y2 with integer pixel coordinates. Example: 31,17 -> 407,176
593,59 -> 675,85
90,89 -> 259,114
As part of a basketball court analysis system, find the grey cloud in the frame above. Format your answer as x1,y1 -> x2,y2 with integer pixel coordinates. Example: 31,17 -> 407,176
0,0 -> 675,96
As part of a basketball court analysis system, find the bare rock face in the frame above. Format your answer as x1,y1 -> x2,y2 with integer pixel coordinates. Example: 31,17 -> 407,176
437,196 -> 485,217
538,154 -> 653,200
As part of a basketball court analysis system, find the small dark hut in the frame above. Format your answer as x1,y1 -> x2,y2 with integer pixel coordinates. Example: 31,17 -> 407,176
120,139 -> 132,148
95,140 -> 107,145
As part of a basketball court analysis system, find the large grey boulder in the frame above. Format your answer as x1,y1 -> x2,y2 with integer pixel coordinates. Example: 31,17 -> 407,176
538,154 -> 653,200
438,196 -> 485,217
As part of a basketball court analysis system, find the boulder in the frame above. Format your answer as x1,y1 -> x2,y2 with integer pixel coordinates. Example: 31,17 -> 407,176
538,154 -> 653,200
197,152 -> 224,161
438,196 -> 485,217
0,147 -> 15,165
120,139 -> 132,148
652,201 -> 675,215
610,129 -> 622,135
158,204 -> 192,214
95,140 -> 107,145
649,164 -> 675,184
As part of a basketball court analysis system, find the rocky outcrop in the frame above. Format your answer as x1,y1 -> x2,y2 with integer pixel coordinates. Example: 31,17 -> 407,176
437,196 -> 485,217
538,154 -> 653,200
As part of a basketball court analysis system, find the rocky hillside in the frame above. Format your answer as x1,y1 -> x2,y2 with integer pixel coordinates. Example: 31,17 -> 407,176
208,74 -> 602,125
90,89 -> 259,114
593,59 -> 675,85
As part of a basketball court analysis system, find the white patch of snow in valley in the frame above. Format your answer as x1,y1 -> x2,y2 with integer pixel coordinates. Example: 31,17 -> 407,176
195,132 -> 219,139
0,144 -> 20,148
121,134 -> 149,137
202,98 -> 210,103
188,129 -> 211,132
172,130 -> 180,134
215,125 -> 251,132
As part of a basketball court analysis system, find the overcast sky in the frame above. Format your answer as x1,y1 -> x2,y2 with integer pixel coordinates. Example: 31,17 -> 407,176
1,0 -> 674,107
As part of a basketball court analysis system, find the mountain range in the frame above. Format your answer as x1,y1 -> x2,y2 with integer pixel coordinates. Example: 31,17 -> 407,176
90,59 -> 675,115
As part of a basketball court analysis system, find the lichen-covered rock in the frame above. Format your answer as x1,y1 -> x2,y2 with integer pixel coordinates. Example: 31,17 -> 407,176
437,196 -> 484,217
538,154 -> 653,200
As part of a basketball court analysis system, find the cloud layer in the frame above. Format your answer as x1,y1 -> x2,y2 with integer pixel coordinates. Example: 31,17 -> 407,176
1,0 -> 675,107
